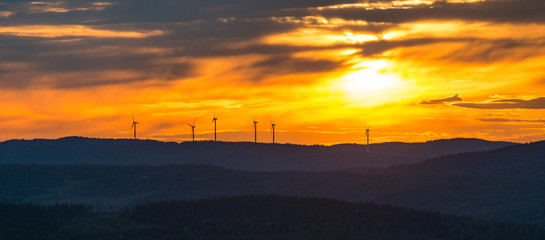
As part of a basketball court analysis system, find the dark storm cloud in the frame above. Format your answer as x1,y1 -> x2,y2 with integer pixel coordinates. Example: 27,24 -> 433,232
1,0 -> 359,25
2,0 -> 544,27
177,44 -> 344,58
314,0 -> 545,24
0,15 -> 348,88
453,97 -> 545,109
358,38 -> 545,63
359,38 -> 460,56
0,35 -> 195,88
421,94 -> 463,105
248,55 -> 344,75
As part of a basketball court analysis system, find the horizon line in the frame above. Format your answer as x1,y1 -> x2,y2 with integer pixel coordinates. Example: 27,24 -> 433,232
0,136 -> 521,146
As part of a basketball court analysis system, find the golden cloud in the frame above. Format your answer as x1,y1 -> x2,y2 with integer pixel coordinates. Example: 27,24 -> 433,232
0,25 -> 163,38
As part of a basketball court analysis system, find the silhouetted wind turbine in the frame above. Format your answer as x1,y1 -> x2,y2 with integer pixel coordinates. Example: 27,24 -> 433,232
270,120 -> 276,144
187,120 -> 196,142
130,115 -> 139,139
365,123 -> 371,153
253,118 -> 258,143
212,114 -> 218,141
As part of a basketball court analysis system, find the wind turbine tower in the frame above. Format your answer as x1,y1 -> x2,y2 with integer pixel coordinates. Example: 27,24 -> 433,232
365,125 -> 371,153
270,120 -> 276,144
212,114 -> 218,141
188,121 -> 196,142
130,115 -> 139,139
253,119 -> 258,143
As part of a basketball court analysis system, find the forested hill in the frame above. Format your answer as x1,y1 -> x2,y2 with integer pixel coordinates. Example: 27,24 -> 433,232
1,196 -> 544,240
332,138 -> 514,159
1,141 -> 544,226
0,137 -> 513,171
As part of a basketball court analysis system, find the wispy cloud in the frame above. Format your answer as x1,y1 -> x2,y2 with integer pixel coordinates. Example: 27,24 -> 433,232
0,25 -> 162,38
312,0 -> 545,24
477,118 -> 545,123
22,1 -> 116,13
454,97 -> 545,109
421,94 -> 463,104
0,11 -> 13,17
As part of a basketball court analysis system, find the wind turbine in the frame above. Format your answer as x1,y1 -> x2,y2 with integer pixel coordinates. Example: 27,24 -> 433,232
187,120 -> 196,142
365,123 -> 371,153
130,115 -> 139,139
212,114 -> 218,141
270,120 -> 276,144
252,119 -> 258,143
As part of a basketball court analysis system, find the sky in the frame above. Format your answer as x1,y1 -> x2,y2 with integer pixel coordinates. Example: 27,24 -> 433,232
1,0 -> 545,145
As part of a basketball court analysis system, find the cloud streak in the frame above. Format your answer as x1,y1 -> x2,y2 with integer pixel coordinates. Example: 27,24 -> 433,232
0,25 -> 163,38
454,97 -> 545,109
421,94 -> 463,104
477,118 -> 545,123
313,0 -> 545,24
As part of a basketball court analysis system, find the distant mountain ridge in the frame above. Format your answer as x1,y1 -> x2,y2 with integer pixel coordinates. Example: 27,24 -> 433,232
0,137 -> 514,171
332,138 -> 514,158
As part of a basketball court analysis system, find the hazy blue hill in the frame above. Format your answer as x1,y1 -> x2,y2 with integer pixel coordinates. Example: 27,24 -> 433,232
0,137 -> 513,171
332,138 -> 514,158
2,196 -> 543,240
0,140 -> 543,226
421,140 -> 545,168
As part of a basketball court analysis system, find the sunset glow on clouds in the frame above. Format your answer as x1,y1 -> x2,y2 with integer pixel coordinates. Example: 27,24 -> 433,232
1,0 -> 545,144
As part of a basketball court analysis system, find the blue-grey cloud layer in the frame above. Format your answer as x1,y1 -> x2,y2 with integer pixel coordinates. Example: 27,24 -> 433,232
1,0 -> 544,88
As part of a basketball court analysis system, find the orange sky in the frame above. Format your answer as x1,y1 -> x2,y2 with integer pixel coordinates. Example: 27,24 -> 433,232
1,0 -> 545,144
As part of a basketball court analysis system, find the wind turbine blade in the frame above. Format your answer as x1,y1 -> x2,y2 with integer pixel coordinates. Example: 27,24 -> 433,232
130,124 -> 133,131
132,115 -> 135,122
187,123 -> 192,127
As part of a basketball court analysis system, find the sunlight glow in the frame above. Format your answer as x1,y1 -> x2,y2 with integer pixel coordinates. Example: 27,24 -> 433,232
343,32 -> 379,44
323,59 -> 415,108
262,28 -> 379,46
341,60 -> 404,93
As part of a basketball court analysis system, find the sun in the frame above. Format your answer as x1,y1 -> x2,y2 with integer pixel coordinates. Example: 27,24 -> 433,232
332,59 -> 412,106
341,60 -> 403,92
343,71 -> 399,93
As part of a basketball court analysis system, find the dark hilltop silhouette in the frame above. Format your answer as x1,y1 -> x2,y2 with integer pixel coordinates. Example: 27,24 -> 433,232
0,137 -> 513,171
1,196 -> 543,240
